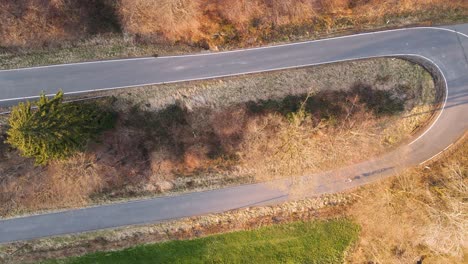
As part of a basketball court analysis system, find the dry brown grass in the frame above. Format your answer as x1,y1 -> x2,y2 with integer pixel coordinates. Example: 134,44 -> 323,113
347,137 -> 468,263
118,0 -> 203,42
0,0 -> 117,48
1,0 -> 466,71
0,154 -> 101,215
115,0 -> 468,46
356,0 -> 468,18
1,0 -> 466,49
237,83 -> 437,183
214,0 -> 317,28
0,125 -> 152,215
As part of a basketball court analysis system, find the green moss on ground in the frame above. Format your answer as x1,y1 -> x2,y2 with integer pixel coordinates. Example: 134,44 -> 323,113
43,219 -> 360,264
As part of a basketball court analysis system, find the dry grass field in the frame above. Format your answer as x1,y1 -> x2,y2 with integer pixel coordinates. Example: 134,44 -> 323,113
2,0 -> 467,47
0,0 -> 467,69
347,136 -> 467,264
118,0 -> 468,46
0,0 -> 118,48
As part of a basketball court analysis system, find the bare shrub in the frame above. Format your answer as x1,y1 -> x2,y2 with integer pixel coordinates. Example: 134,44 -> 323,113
1,125 -> 154,214
116,0 -> 467,45
257,0 -> 317,26
0,0 -> 117,48
2,0 -> 466,48
239,107 -> 316,180
214,0 -> 263,30
317,0 -> 350,14
237,91 -> 383,183
150,149 -> 176,179
118,0 -> 203,42
46,154 -> 103,206
210,106 -> 249,154
0,154 -> 102,215
349,0 -> 467,22
90,127 -> 151,192
182,145 -> 210,172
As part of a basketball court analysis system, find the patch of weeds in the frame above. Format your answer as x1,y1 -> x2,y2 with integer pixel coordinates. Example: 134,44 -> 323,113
42,219 -> 360,264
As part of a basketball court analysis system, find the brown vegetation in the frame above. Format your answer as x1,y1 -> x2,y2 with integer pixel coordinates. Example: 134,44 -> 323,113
0,79 -> 434,217
1,139 -> 465,264
118,0 -> 203,43
347,136 -> 468,263
112,0 -> 468,47
0,0 -> 118,48
1,0 -> 467,49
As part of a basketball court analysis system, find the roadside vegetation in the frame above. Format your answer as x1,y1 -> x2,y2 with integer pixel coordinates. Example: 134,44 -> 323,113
347,136 -> 468,264
1,138 -> 465,264
42,219 -> 360,264
0,58 -> 436,217
1,0 -> 467,69
6,92 -> 115,165
0,2 -> 464,263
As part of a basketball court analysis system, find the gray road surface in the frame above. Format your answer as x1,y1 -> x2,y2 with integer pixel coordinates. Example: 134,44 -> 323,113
0,24 -> 467,243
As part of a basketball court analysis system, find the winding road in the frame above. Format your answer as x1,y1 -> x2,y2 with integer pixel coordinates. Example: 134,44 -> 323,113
0,24 -> 467,243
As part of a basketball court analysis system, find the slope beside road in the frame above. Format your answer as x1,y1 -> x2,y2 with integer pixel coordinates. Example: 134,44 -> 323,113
0,24 -> 467,243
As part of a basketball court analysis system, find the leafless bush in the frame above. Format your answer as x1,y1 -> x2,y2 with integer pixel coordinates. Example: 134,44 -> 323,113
2,0 -> 466,48
0,0 -> 117,48
0,154 -> 102,215
118,0 -> 203,42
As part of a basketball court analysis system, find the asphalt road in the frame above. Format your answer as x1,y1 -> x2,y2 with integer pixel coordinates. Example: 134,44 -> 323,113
0,24 -> 467,243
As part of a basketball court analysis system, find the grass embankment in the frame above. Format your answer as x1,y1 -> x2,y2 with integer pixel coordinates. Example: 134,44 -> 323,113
42,219 -> 359,264
1,0 -> 467,69
0,58 -> 436,217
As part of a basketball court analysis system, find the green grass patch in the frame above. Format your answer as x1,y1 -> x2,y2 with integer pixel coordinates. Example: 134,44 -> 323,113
43,219 -> 360,264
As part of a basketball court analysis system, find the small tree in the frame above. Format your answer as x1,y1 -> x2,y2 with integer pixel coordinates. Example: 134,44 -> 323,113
6,91 -> 115,165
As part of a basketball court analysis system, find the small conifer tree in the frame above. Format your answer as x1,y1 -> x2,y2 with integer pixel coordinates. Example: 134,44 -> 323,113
6,91 -> 115,165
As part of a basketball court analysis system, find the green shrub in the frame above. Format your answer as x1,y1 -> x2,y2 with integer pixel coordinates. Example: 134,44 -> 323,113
6,91 -> 115,165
